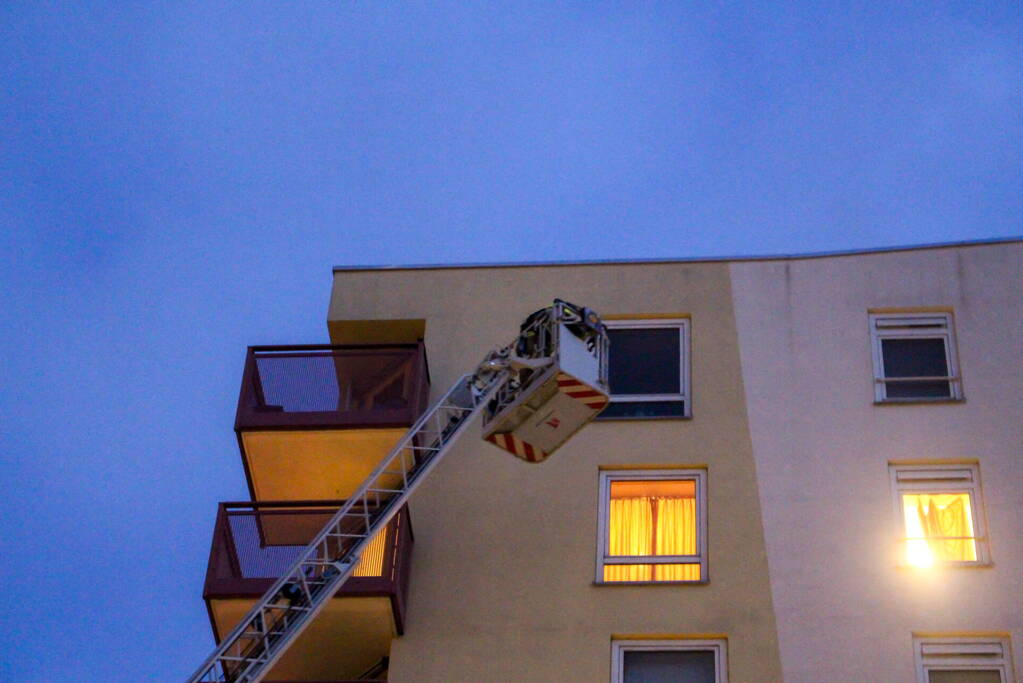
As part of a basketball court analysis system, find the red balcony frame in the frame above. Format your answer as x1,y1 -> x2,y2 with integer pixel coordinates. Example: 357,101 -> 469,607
203,501 -> 414,642
235,343 -> 431,432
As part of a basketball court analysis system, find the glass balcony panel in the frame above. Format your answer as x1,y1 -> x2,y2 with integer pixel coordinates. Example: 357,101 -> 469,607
225,508 -> 387,579
236,344 -> 430,431
204,501 -> 414,637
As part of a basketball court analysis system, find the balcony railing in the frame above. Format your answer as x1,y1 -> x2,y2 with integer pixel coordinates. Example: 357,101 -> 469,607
235,344 -> 430,431
204,501 -> 414,639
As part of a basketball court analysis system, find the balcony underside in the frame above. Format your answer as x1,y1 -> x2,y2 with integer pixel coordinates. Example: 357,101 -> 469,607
241,428 -> 408,501
234,343 -> 429,501
208,597 -> 394,682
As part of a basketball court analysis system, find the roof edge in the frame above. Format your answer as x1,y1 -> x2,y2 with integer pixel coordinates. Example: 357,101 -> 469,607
332,236 -> 1023,273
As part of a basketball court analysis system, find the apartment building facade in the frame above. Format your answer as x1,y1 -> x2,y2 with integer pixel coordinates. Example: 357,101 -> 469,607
199,238 -> 1022,682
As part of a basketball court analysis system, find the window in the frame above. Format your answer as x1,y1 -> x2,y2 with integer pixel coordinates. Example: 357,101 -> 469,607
869,312 -> 962,401
889,464 -> 989,567
601,319 -> 690,418
914,636 -> 1015,683
612,639 -> 727,683
597,469 -> 706,583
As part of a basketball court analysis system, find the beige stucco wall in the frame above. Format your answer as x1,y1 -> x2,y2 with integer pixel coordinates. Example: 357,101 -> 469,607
329,263 -> 783,682
730,243 -> 1023,682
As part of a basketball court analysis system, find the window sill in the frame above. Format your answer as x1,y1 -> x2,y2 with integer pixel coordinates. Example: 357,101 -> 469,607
895,561 -> 993,570
592,580 -> 709,586
874,397 -> 965,405
595,414 -> 693,422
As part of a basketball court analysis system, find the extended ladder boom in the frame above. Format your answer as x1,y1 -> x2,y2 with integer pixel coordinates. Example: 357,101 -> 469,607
186,300 -> 609,683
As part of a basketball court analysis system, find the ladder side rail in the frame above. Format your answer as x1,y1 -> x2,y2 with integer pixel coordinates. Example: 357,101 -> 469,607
189,379 -> 474,682
186,369 -> 508,683
190,387 -> 468,682
233,378 -> 500,682
187,302 -> 588,682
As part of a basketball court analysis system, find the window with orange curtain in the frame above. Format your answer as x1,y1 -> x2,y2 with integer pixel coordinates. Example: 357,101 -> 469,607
599,471 -> 705,582
889,464 -> 989,567
901,493 -> 977,564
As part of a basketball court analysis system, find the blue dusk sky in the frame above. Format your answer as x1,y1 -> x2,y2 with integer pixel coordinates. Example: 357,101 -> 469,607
1,2 -> 1021,680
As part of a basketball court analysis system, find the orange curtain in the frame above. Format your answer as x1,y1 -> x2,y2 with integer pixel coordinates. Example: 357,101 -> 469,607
605,497 -> 654,581
654,497 -> 700,581
605,496 -> 699,581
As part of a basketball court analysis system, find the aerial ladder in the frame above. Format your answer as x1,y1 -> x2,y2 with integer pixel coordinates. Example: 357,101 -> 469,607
186,299 -> 610,683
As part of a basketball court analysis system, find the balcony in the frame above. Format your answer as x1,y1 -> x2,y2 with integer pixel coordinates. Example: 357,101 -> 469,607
235,344 -> 430,501
204,501 -> 413,681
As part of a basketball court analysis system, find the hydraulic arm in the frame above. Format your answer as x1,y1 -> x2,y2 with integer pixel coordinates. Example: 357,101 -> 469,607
186,299 -> 609,683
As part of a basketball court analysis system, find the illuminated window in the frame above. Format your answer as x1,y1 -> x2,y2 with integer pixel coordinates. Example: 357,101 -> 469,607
869,312 -> 963,402
889,464 -> 989,567
612,639 -> 727,683
600,319 -> 690,418
597,469 -> 706,583
914,636 -> 1014,683
351,527 -> 388,577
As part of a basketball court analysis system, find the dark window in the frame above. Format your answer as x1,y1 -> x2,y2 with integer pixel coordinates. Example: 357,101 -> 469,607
601,401 -> 687,419
928,670 -> 1002,683
623,650 -> 716,683
608,328 -> 680,395
870,313 -> 962,402
602,323 -> 688,419
881,338 -> 951,398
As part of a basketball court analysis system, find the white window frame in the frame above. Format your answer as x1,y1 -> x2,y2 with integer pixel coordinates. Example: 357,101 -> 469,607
612,638 -> 728,683
913,636 -> 1015,682
604,318 -> 691,417
889,463 -> 990,566
596,468 -> 707,583
869,312 -> 963,402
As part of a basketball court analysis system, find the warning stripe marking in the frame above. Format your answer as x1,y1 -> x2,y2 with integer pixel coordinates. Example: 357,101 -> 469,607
486,432 -> 546,463
526,438 -> 541,462
486,372 -> 608,463
565,389 -> 602,399
557,373 -> 609,411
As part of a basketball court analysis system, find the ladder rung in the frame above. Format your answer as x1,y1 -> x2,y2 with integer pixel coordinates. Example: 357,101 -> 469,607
219,655 -> 267,663
265,603 -> 311,613
299,557 -> 349,566
241,630 -> 270,639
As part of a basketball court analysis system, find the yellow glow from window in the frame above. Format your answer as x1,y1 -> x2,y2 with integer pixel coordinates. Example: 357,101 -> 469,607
602,564 -> 701,582
605,480 -> 699,581
351,527 -> 387,577
906,539 -> 934,568
901,493 -> 976,565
